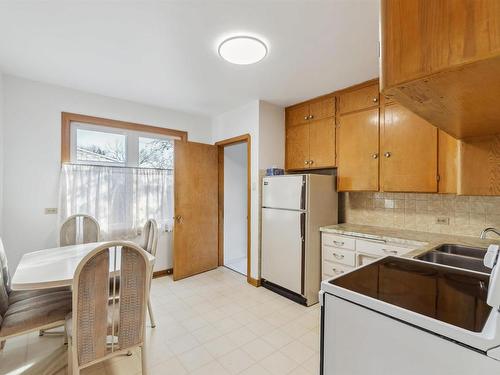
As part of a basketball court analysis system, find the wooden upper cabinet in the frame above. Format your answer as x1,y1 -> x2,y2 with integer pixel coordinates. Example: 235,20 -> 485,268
380,0 -> 500,138
285,122 -> 310,170
381,103 -> 438,192
285,95 -> 336,171
286,103 -> 310,127
337,108 -> 379,191
458,134 -> 500,195
309,118 -> 336,169
309,97 -> 335,121
438,130 -> 458,194
339,82 -> 379,115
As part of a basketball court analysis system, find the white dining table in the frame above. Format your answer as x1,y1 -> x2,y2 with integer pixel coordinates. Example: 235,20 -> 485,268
11,241 -> 156,291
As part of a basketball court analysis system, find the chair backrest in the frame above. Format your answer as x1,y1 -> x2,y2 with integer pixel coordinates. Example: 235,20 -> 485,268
140,219 -> 159,257
0,238 -> 11,294
60,214 -> 100,247
72,241 -> 151,367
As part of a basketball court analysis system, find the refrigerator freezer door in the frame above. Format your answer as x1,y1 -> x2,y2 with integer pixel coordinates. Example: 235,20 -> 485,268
261,208 -> 304,295
262,175 -> 305,210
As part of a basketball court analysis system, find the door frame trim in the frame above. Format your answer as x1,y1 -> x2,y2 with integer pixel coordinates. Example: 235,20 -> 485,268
215,134 -> 256,286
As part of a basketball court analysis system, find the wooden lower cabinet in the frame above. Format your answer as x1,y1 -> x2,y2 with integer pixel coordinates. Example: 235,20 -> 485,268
381,103 -> 438,192
309,118 -> 336,169
285,123 -> 310,170
337,108 -> 379,191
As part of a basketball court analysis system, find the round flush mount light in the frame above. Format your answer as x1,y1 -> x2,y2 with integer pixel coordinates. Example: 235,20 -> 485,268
218,36 -> 268,65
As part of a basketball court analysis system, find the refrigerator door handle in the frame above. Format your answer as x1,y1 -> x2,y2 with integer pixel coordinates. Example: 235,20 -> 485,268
301,212 -> 306,295
300,176 -> 306,210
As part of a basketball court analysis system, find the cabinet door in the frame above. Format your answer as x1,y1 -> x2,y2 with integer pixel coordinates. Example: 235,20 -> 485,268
381,103 -> 438,192
438,130 -> 458,194
286,104 -> 310,127
309,97 -> 335,121
286,123 -> 310,170
309,118 -> 336,169
339,83 -> 379,114
337,109 -> 379,191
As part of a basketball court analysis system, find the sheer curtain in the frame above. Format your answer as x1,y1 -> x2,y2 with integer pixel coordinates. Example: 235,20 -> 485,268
59,164 -> 172,240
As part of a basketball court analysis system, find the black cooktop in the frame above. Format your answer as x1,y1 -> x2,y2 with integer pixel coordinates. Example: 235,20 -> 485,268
330,257 -> 492,332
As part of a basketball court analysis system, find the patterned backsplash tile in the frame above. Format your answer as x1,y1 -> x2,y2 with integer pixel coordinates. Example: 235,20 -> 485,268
339,192 -> 500,238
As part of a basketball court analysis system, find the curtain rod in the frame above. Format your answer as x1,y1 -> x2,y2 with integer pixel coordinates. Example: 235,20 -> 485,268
62,162 -> 173,172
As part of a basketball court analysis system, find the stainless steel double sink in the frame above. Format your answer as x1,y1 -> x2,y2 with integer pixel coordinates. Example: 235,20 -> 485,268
414,244 -> 490,274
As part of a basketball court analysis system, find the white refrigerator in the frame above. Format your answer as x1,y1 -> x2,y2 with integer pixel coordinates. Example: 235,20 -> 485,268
261,174 -> 337,306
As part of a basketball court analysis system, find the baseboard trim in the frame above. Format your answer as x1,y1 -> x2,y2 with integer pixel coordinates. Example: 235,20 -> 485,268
248,277 -> 261,287
153,268 -> 173,278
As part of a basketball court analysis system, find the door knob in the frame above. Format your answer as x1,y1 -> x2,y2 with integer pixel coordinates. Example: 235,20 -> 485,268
384,152 -> 392,158
371,153 -> 379,159
373,97 -> 378,103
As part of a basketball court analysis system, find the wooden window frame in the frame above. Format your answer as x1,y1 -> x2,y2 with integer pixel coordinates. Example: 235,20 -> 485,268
61,112 -> 188,163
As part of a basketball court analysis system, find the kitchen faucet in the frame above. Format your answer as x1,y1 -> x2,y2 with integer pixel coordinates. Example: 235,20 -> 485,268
480,227 -> 500,240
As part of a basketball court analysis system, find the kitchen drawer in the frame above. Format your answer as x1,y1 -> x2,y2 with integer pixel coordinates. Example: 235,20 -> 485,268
356,239 -> 414,258
322,233 -> 355,251
323,247 -> 356,266
323,261 -> 354,279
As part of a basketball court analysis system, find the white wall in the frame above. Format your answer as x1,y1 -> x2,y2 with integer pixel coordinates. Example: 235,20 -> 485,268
0,73 -> 4,237
2,75 -> 212,271
223,143 -> 247,269
212,100 -> 284,280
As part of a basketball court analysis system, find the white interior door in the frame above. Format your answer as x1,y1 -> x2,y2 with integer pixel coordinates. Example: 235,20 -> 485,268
261,207 -> 303,294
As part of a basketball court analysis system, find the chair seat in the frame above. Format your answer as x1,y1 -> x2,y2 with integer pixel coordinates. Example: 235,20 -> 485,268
0,292 -> 72,338
8,286 -> 71,305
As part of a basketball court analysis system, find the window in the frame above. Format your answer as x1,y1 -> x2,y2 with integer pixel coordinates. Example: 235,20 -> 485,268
71,122 -> 176,169
60,113 -> 186,239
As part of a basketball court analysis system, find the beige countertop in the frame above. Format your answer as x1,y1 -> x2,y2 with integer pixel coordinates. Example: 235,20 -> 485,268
320,223 -> 500,258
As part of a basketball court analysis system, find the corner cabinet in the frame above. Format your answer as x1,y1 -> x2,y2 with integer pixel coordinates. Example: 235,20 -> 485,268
285,96 -> 336,170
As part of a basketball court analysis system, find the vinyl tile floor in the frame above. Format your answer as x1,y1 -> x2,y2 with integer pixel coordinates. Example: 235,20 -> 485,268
0,267 -> 320,375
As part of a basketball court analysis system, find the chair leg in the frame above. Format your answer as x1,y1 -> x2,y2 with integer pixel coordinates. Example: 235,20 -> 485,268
141,344 -> 148,375
67,337 -> 73,375
147,298 -> 156,328
0,340 -> 5,351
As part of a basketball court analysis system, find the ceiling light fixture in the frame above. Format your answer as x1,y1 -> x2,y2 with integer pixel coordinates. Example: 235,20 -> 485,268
218,36 -> 268,65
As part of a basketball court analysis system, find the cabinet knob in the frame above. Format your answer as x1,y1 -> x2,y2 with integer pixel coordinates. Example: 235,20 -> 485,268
304,116 -> 308,120
384,152 -> 392,158
308,115 -> 314,120
373,97 -> 378,103
371,153 -> 378,159
309,160 -> 314,165
305,160 -> 310,165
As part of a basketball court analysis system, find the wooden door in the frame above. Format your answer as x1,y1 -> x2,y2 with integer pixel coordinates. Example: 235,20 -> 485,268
286,123 -> 310,170
381,103 -> 438,192
309,118 -> 336,169
337,109 -> 379,191
174,141 -> 218,280
309,97 -> 335,121
286,104 -> 310,126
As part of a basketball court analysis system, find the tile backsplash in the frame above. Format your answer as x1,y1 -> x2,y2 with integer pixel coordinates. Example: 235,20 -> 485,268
339,192 -> 500,238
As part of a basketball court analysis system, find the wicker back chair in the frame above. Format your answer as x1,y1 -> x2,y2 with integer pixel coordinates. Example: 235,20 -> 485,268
140,219 -> 158,328
60,214 -> 100,247
67,242 -> 152,375
140,219 -> 159,257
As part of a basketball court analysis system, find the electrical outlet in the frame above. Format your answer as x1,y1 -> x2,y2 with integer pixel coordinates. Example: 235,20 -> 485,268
436,216 -> 450,225
45,208 -> 58,215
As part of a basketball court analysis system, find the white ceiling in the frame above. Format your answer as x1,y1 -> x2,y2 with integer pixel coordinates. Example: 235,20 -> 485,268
0,0 -> 380,117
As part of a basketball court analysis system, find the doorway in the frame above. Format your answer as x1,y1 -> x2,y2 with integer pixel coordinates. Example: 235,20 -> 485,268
216,135 -> 251,279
